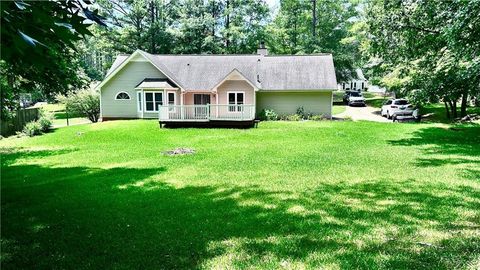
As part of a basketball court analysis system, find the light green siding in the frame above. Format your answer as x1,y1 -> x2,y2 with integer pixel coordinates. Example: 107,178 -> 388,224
101,61 -> 166,118
256,91 -> 332,117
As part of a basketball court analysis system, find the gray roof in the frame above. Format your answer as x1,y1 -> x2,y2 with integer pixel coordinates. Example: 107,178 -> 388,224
106,50 -> 337,91
134,78 -> 178,89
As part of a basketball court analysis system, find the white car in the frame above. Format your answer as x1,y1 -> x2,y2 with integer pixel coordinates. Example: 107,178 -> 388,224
347,92 -> 366,106
381,99 -> 414,119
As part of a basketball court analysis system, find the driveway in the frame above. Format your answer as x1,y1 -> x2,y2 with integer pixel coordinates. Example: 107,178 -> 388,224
334,105 -> 391,122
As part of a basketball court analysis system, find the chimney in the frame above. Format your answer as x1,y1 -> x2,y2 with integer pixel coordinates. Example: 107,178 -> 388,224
257,41 -> 268,55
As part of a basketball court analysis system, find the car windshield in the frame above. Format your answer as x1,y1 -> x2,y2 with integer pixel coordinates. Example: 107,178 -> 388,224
350,92 -> 362,97
394,100 -> 409,105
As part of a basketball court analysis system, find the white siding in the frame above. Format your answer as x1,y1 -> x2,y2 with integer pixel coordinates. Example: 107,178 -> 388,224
256,91 -> 332,117
101,61 -> 166,118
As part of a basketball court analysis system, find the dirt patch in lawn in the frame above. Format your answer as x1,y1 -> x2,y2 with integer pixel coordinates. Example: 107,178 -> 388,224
163,148 -> 195,156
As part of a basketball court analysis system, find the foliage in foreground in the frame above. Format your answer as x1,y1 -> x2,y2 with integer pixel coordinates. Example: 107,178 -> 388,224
0,0 -> 104,118
56,90 -> 100,123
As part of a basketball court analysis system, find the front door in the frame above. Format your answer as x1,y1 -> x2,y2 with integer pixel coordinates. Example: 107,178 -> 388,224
193,94 -> 210,118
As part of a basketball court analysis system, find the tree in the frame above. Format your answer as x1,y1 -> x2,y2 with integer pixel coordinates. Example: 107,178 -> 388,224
266,0 -> 361,82
364,0 -> 480,118
56,90 -> 101,123
0,0 -> 104,119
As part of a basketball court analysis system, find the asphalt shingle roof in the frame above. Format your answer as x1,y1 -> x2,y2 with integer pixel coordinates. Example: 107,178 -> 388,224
106,50 -> 337,91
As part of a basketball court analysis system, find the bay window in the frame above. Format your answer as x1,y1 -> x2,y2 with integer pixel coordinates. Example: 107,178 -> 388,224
145,92 -> 163,112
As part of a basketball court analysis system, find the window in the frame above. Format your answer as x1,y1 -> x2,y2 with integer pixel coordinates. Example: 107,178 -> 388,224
228,92 -> 244,112
144,92 -> 163,112
137,91 -> 142,112
168,92 -> 175,111
115,92 -> 131,100
393,99 -> 408,105
342,83 -> 345,90
384,100 -> 393,105
361,82 -> 364,89
353,82 -> 357,89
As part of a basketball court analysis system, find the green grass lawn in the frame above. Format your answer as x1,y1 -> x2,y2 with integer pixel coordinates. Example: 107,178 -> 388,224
1,121 -> 479,269
35,103 -> 89,127
366,97 -> 389,108
332,105 -> 346,115
421,104 -> 480,123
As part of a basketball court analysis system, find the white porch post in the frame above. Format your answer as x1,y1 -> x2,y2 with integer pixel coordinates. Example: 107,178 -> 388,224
141,89 -> 145,118
215,89 -> 219,118
181,91 -> 185,120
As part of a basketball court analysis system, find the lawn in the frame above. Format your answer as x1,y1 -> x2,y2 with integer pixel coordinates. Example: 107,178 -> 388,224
332,105 -> 346,115
35,103 -> 89,127
1,120 -> 479,269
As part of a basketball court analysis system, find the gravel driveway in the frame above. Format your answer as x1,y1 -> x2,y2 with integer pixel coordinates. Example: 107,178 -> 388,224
334,105 -> 391,122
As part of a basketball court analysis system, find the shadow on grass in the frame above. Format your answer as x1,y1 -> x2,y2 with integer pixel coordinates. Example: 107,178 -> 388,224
2,150 -> 480,269
389,124 -> 480,167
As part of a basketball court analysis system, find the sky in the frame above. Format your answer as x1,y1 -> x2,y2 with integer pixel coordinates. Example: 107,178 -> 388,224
265,0 -> 280,11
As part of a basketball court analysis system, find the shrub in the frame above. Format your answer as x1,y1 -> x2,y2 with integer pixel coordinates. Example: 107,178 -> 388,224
56,90 -> 100,123
38,116 -> 52,132
296,106 -> 313,120
281,114 -> 302,121
259,109 -> 278,121
308,114 -> 326,121
296,106 -> 306,119
23,121 -> 42,137
38,108 -> 53,132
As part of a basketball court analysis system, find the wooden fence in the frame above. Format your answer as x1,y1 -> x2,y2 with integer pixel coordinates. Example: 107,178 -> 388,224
1,108 -> 40,136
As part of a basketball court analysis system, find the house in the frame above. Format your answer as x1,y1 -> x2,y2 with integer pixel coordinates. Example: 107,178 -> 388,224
96,45 -> 337,126
338,69 -> 368,92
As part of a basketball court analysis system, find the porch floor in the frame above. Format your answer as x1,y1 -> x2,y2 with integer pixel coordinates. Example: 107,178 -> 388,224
160,119 -> 257,128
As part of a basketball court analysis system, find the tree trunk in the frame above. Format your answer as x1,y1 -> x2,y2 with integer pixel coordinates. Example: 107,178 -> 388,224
460,91 -> 468,117
312,0 -> 316,39
150,0 -> 156,54
444,101 -> 450,119
449,100 -> 457,118
225,0 -> 230,49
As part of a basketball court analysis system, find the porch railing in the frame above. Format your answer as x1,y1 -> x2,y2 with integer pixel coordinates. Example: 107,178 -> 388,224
159,104 -> 255,122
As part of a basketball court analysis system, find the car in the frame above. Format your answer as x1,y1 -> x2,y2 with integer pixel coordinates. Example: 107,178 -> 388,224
392,108 -> 421,122
342,90 -> 356,103
347,91 -> 366,106
381,99 -> 414,119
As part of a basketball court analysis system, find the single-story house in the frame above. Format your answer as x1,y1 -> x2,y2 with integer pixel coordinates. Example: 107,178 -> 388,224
96,45 -> 337,125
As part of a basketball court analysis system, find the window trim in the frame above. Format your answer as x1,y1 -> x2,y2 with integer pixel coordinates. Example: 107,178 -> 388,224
115,91 -> 131,100
144,91 -> 163,112
136,91 -> 142,112
167,91 -> 176,112
227,91 -> 245,113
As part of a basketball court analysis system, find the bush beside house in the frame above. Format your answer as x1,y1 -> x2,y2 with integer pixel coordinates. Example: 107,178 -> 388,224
260,107 -> 327,121
56,90 -> 100,123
